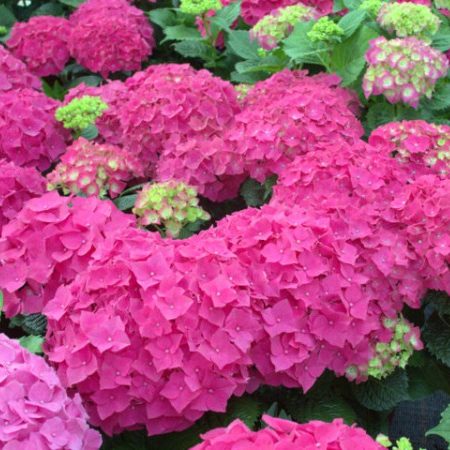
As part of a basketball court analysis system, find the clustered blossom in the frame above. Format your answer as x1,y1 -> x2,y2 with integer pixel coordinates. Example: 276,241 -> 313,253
0,191 -> 135,317
47,138 -> 142,198
347,316 -> 423,380
0,46 -> 41,92
119,64 -> 241,173
377,2 -> 440,41
133,181 -> 210,236
192,416 -> 383,449
221,0 -> 332,25
369,120 -> 450,177
0,334 -> 102,449
363,36 -> 449,108
55,96 -> 108,133
0,88 -> 68,170
359,0 -> 385,18
0,159 -> 46,232
6,16 -> 71,77
225,69 -> 363,181
68,0 -> 155,77
180,0 -> 223,15
250,4 -> 317,50
307,16 -> 344,43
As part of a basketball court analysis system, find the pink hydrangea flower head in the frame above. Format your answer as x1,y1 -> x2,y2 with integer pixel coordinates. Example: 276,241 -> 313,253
0,334 -> 102,449
0,88 -> 68,170
250,3 -> 318,50
64,80 -> 128,145
0,159 -> 46,233
0,45 -> 41,92
192,416 -> 383,449
7,16 -> 71,77
47,137 -> 143,198
226,69 -> 363,181
369,120 -> 450,177
363,36 -> 449,108
0,191 -> 136,317
133,180 -> 210,236
69,0 -> 155,77
221,0 -> 332,24
120,64 -> 241,173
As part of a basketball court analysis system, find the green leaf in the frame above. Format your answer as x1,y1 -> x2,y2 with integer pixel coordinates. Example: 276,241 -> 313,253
428,81 -> 450,111
365,101 -> 397,132
80,124 -> 99,140
101,430 -> 149,450
330,25 -> 378,86
32,2 -> 65,16
344,0 -> 363,9
230,71 -> 267,83
210,1 -> 241,29
148,8 -> 177,28
333,0 -> 346,12
423,314 -> 450,368
0,291 -> 3,320
240,178 -> 266,206
432,23 -> 450,52
58,0 -> 85,6
283,21 -> 325,65
42,80 -> 66,101
351,369 -> 410,411
162,25 -> 202,42
338,9 -> 367,39
227,30 -> 260,60
226,396 -> 263,428
68,75 -> 102,88
19,336 -> 44,354
113,194 -> 137,211
426,404 -> 450,445
173,40 -> 212,59
0,6 -> 16,27
423,290 -> 450,318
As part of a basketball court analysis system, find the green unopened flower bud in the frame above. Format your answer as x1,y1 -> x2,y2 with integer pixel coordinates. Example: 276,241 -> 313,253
179,0 -> 222,15
55,96 -> 108,132
307,17 -> 344,43
394,437 -> 414,450
376,434 -> 393,448
0,26 -> 8,37
360,0 -> 385,17
377,3 -> 440,42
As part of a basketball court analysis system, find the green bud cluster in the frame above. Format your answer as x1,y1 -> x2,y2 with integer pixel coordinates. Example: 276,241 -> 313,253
307,17 -> 344,43
235,84 -> 252,101
55,95 -> 108,132
346,316 -> 422,381
0,26 -> 8,36
376,434 -> 425,450
132,181 -> 210,237
250,4 -> 316,50
377,2 -> 441,42
359,0 -> 386,17
179,0 -> 222,15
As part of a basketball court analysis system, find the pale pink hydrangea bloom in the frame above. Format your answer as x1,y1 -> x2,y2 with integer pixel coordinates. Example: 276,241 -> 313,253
0,333 -> 102,449
0,159 -> 46,233
0,46 -> 41,92
0,88 -> 68,170
69,0 -> 155,77
192,415 -> 383,449
7,16 -> 71,77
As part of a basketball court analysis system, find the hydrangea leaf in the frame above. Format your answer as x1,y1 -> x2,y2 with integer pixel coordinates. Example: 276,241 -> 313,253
148,8 -> 177,28
283,21 -> 324,65
225,396 -> 263,428
351,369 -> 409,411
0,291 -> 3,320
227,30 -> 260,60
338,9 -> 367,39
114,194 -> 138,211
423,290 -> 450,317
431,22 -> 450,52
211,1 -> 241,30
174,41 -> 212,59
58,0 -> 86,6
80,124 -> 99,140
240,178 -> 267,206
101,429 -> 149,450
162,25 -> 202,43
19,335 -> 44,354
31,3 -> 65,17
0,6 -> 16,27
423,314 -> 450,368
428,80 -> 450,111
426,404 -> 450,445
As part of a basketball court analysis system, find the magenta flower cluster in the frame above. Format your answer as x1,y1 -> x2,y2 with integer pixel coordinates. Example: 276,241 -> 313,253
369,120 -> 450,177
7,16 -> 71,77
69,0 -> 155,77
0,159 -> 45,233
363,36 -> 449,108
0,88 -> 68,171
192,416 -> 382,449
0,333 -> 102,449
0,46 -> 41,92
0,191 -> 135,318
47,137 -> 143,198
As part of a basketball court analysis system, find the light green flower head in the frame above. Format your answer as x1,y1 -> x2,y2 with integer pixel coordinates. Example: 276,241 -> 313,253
55,95 -> 108,132
251,4 -> 316,49
377,2 -> 441,42
179,0 -> 222,15
307,17 -> 344,43
360,0 -> 386,17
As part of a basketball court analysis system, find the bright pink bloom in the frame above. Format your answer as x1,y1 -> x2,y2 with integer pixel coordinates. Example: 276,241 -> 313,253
7,16 -> 71,77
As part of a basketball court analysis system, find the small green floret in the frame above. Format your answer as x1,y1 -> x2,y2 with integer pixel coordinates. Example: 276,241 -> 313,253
307,17 -> 344,43
55,96 -> 108,132
179,0 -> 222,15
359,0 -> 385,17
0,26 -> 8,36
377,435 -> 415,450
377,2 -> 440,41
